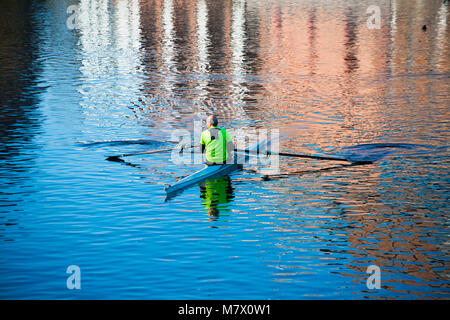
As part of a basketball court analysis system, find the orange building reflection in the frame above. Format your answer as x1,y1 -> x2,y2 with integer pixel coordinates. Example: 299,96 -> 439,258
70,0 -> 449,298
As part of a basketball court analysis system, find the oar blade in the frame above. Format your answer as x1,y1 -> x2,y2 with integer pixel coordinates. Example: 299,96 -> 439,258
350,160 -> 373,165
106,155 -> 124,162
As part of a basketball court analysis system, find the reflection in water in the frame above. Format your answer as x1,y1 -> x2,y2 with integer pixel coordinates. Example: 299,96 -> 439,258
200,176 -> 234,220
162,0 -> 176,98
307,7 -> 317,76
230,0 -> 247,109
78,0 -> 144,129
0,0 -> 449,299
0,1 -> 42,161
196,0 -> 210,103
434,2 -> 448,69
343,7 -> 359,74
0,1 -> 43,223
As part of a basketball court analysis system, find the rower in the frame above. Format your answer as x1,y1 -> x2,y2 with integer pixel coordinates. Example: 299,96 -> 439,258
201,115 -> 234,166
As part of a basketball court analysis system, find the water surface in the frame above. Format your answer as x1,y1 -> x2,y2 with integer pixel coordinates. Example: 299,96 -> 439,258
0,0 -> 449,299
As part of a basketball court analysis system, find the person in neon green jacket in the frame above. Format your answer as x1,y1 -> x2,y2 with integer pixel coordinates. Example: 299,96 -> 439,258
200,176 -> 234,220
201,115 -> 234,165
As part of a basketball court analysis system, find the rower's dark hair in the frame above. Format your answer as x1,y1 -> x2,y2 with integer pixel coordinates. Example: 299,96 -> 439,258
207,114 -> 218,126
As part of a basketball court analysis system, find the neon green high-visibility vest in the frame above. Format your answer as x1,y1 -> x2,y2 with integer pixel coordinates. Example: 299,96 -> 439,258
200,127 -> 231,163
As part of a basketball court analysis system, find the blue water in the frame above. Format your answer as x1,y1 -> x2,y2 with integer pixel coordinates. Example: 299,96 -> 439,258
0,0 -> 449,299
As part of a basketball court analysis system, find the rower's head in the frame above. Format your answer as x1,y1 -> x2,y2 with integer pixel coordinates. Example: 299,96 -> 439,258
206,114 -> 218,128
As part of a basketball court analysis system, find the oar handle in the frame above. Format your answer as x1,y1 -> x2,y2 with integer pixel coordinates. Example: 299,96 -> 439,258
106,144 -> 195,161
234,149 -> 351,162
120,147 -> 175,158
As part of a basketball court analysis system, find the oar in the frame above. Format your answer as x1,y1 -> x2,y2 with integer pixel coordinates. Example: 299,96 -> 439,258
106,145 -> 195,162
235,149 -> 372,164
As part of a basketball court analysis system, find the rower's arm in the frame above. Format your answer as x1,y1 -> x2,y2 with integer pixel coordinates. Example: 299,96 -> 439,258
201,132 -> 206,154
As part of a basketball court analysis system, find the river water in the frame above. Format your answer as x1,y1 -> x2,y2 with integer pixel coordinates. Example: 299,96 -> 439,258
0,0 -> 449,299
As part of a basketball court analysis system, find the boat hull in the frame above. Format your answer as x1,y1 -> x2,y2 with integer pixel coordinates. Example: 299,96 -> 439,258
165,163 -> 240,195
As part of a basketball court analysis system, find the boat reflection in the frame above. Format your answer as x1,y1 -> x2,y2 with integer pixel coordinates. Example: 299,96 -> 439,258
199,176 -> 235,221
